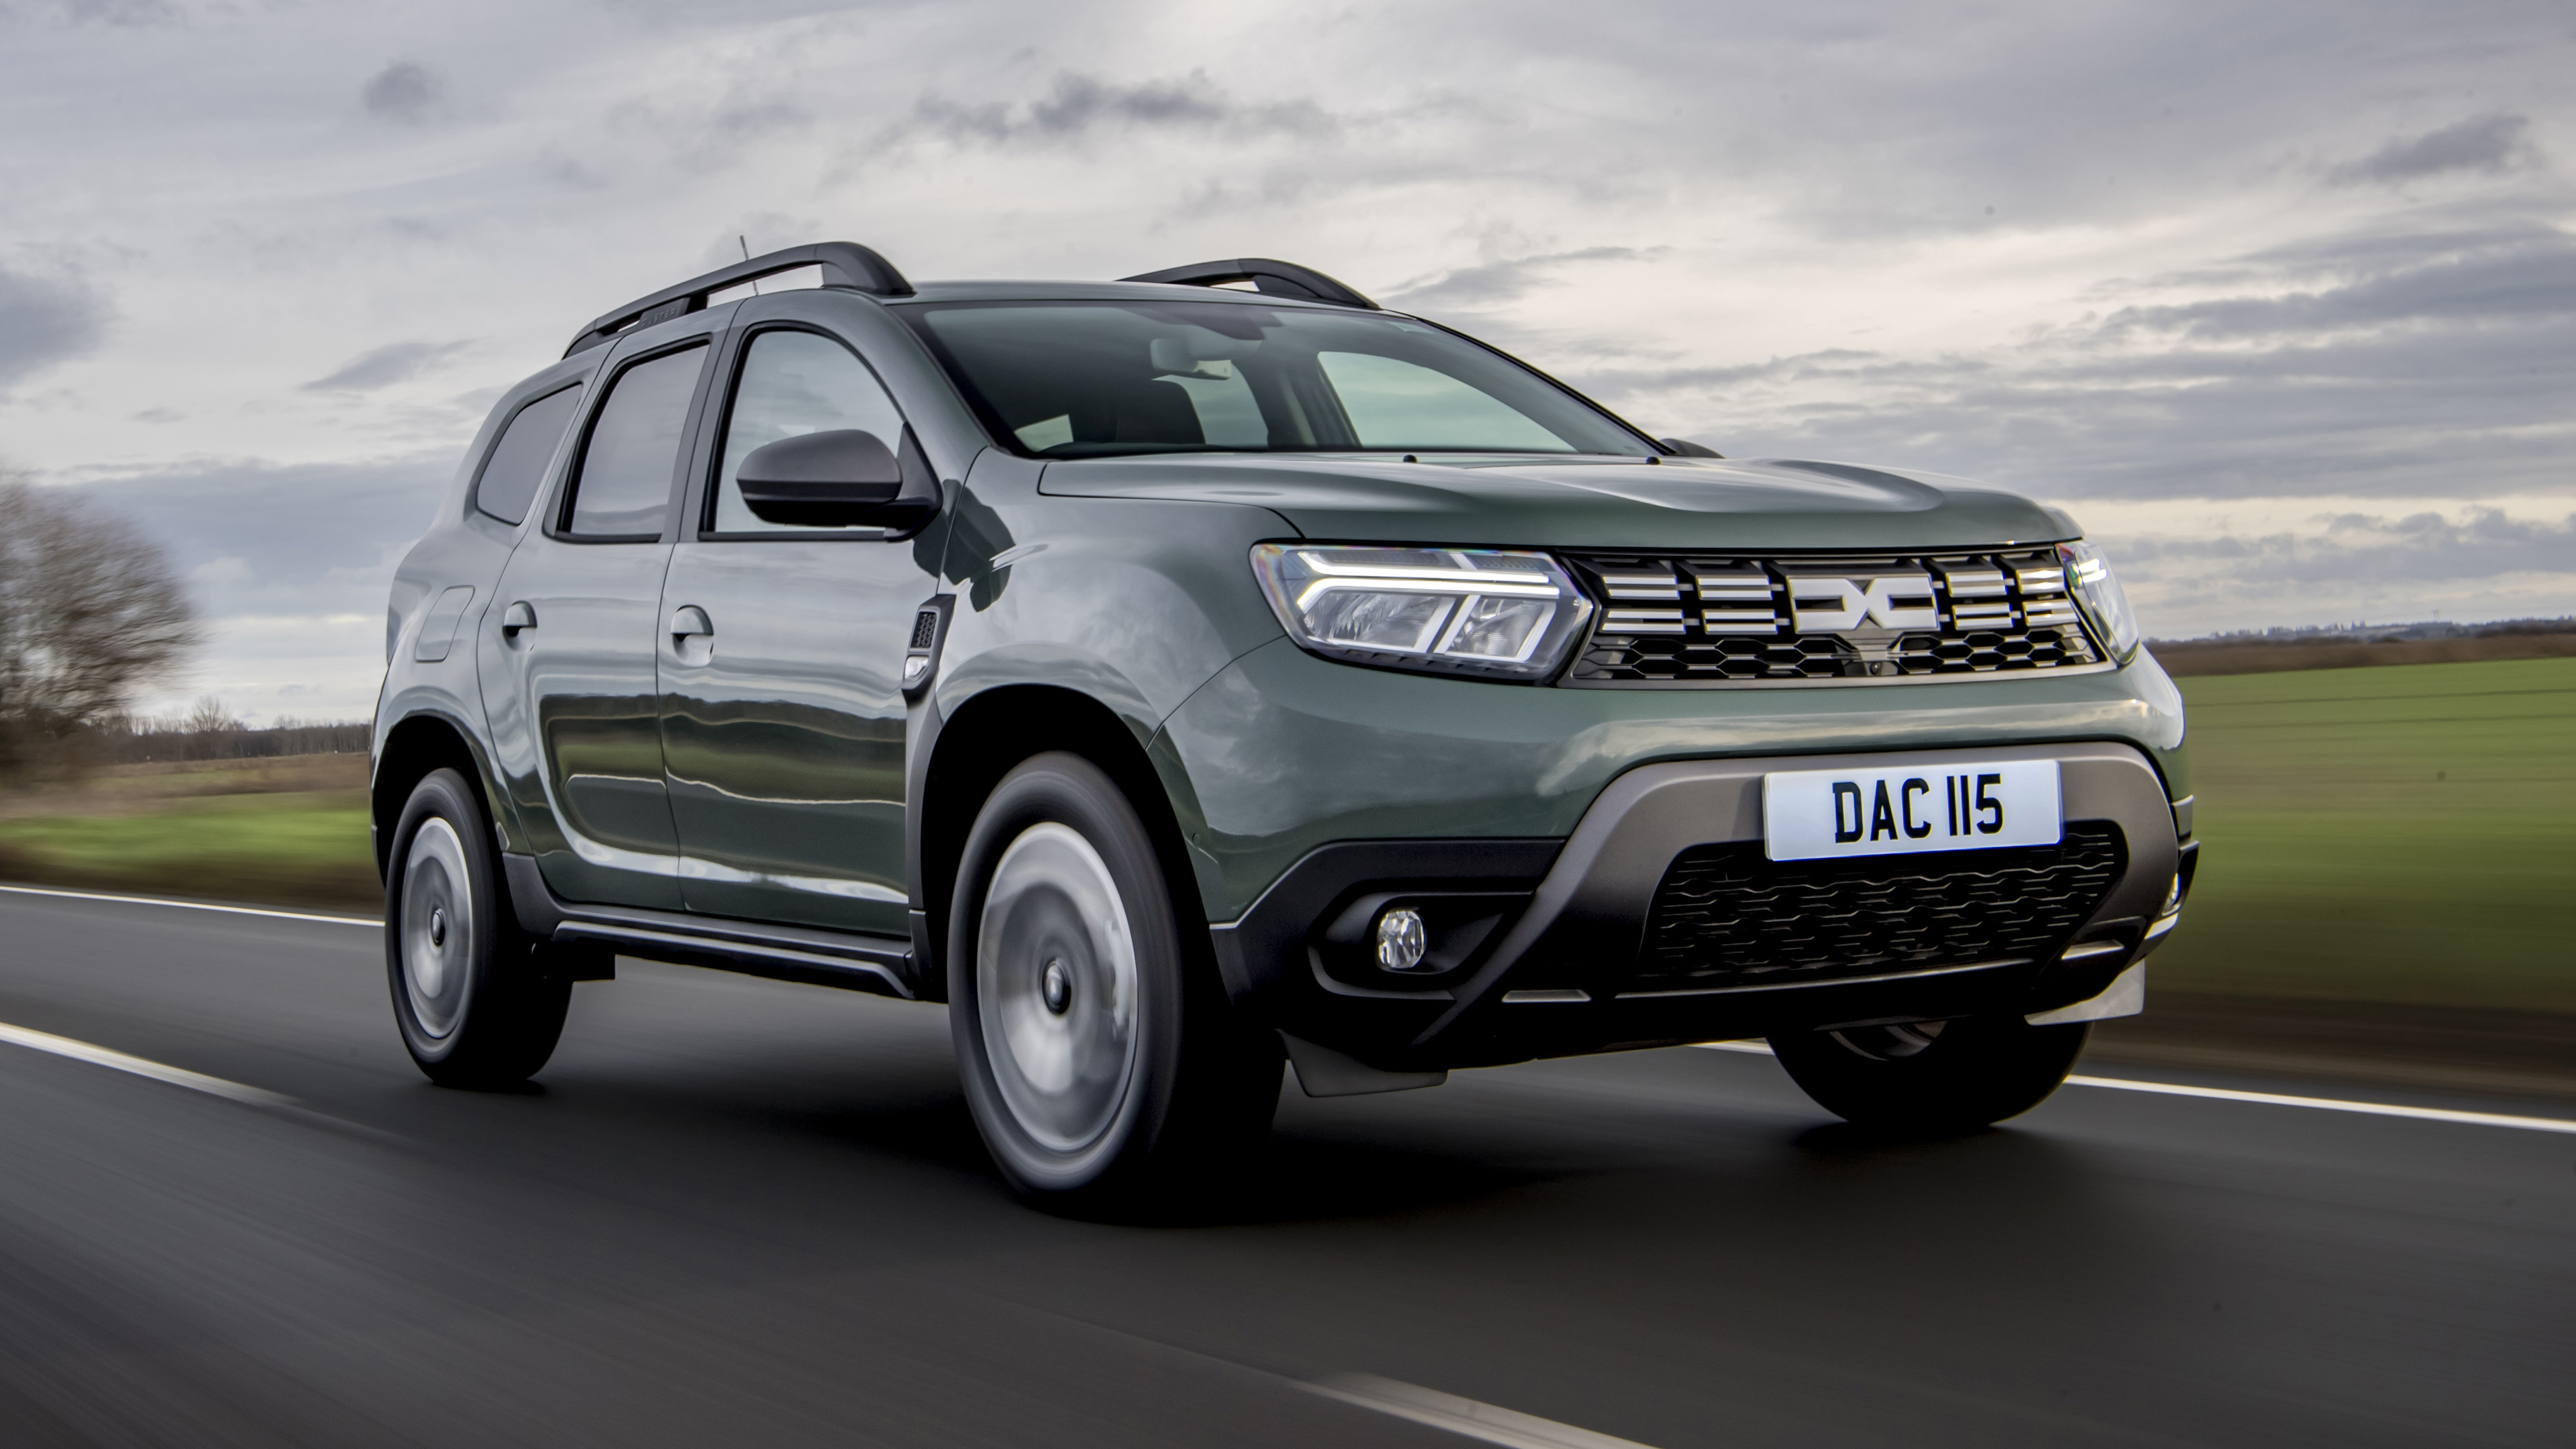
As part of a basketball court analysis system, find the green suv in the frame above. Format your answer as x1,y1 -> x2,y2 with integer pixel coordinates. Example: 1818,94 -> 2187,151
373,242 -> 2195,1204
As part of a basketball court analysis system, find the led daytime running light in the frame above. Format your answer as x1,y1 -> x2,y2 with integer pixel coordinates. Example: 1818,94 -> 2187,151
1298,550 -> 1554,585
1251,543 -> 1595,681
2058,539 -> 2141,660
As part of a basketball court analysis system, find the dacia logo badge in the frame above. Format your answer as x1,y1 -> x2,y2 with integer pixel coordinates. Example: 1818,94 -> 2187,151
1788,575 -> 1939,632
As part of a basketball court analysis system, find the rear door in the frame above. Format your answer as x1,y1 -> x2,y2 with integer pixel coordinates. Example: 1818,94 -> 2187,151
482,324 -> 721,908
656,306 -> 944,934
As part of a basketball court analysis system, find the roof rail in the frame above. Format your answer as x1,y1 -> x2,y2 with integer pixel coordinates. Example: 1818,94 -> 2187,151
563,241 -> 914,357
1119,258 -> 1379,310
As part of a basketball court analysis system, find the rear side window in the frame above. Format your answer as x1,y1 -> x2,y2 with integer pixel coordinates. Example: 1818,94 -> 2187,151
564,344 -> 707,539
471,384 -> 582,525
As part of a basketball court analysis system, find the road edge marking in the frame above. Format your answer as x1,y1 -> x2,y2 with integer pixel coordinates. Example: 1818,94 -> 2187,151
2060,1074 -> 2576,1135
1305,1374 -> 1660,1449
1692,1041 -> 2576,1135
0,1018 -> 406,1144
0,1020 -> 295,1107
0,883 -> 378,927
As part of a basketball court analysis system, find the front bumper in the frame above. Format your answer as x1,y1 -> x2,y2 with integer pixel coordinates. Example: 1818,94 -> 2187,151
1211,741 -> 2189,1071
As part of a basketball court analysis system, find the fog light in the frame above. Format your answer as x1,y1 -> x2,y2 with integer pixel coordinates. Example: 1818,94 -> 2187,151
1375,908 -> 1428,972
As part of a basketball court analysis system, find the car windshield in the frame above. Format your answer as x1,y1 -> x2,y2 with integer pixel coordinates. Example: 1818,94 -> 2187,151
895,299 -> 1648,459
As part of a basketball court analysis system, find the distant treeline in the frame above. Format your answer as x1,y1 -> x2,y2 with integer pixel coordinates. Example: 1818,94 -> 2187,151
2151,627 -> 2576,678
2166,614 -> 2575,647
84,699 -> 369,764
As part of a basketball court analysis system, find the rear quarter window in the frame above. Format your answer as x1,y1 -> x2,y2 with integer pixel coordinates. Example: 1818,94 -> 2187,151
471,384 -> 584,525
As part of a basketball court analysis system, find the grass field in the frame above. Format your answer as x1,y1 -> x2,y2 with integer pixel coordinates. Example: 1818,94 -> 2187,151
2148,654 -> 2576,1014
0,757 -> 376,909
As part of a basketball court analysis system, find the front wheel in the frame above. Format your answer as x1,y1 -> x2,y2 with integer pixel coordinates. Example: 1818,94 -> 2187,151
384,768 -> 570,1089
1768,1014 -> 2087,1136
948,753 -> 1280,1208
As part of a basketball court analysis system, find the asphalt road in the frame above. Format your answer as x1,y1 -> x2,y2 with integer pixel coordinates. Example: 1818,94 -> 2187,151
0,889 -> 2566,1449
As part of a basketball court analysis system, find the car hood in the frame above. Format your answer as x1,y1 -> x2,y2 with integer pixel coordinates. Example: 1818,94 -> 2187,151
1036,453 -> 2076,550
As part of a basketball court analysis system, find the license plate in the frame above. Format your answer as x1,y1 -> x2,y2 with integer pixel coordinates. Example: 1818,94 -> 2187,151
1763,760 -> 2061,861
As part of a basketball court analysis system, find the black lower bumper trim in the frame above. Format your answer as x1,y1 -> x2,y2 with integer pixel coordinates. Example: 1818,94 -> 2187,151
1209,743 -> 2180,1072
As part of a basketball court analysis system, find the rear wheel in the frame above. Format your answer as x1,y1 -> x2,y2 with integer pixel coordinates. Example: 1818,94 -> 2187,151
384,768 -> 570,1088
1768,1014 -> 2086,1135
948,753 -> 1280,1208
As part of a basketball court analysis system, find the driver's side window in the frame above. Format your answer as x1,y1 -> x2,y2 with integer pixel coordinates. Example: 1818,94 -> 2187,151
711,330 -> 909,534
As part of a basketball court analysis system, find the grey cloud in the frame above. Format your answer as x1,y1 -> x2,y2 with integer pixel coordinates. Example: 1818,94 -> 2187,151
1574,348 -> 1897,396
51,0 -> 180,25
302,339 -> 473,392
66,455 -> 447,611
699,98 -> 809,149
609,90 -> 811,173
1569,203 -> 2576,506
0,264 -> 105,389
2327,113 -> 2539,188
896,70 -> 1333,149
1383,247 -> 1661,313
362,61 -> 441,124
2121,509 -> 2576,585
540,155 -> 608,191
2099,230 -> 2576,340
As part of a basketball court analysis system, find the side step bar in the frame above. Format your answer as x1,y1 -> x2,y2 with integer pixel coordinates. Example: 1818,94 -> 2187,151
502,855 -> 914,1000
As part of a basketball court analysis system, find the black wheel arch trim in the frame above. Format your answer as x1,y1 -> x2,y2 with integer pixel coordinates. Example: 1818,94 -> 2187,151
373,710 -> 512,877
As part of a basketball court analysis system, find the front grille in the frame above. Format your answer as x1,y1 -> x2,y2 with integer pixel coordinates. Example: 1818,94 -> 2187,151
1627,823 -> 2126,994
1564,549 -> 2105,684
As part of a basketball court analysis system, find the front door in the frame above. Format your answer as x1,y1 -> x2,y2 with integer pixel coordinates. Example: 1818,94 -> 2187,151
482,334 -> 714,909
657,321 -> 944,935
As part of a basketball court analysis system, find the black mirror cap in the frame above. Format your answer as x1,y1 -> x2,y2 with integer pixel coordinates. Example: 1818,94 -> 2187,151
736,427 -> 945,532
1660,437 -> 1724,458
738,429 -> 902,527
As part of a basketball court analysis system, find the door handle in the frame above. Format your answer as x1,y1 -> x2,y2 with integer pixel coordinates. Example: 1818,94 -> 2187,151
501,601 -> 537,636
668,605 -> 714,664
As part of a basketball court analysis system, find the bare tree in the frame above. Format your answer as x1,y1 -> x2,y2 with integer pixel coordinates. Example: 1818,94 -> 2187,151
0,474 -> 201,772
183,694 -> 241,735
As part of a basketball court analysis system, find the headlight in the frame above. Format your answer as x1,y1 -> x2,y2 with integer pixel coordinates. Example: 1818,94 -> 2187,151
1251,543 -> 1596,681
2060,539 -> 2141,659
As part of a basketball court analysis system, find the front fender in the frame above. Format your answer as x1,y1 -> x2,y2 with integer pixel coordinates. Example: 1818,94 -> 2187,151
930,455 -> 1295,733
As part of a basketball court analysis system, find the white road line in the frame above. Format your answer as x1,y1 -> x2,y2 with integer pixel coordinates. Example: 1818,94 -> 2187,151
0,883 -> 377,927
0,1020 -> 295,1108
1693,1040 -> 2576,1135
2060,1075 -> 2576,1135
1306,1375 -> 1659,1449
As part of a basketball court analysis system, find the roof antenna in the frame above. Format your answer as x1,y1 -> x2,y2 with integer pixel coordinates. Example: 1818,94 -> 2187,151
739,235 -> 759,295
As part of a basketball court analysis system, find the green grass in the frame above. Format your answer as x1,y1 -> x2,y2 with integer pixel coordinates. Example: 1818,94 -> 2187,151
0,789 -> 378,909
2148,656 -> 2576,1012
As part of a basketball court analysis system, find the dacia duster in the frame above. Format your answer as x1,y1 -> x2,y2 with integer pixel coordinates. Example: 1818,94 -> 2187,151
374,242 -> 2195,1205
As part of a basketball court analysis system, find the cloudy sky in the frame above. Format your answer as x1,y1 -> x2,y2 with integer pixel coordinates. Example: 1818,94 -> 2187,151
2,0 -> 2570,722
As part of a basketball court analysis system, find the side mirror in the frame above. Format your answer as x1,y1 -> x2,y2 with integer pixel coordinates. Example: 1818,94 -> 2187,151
1658,437 -> 1724,459
737,430 -> 905,527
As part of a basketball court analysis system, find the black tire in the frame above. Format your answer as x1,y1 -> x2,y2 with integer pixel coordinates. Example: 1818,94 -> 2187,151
948,752 -> 1281,1208
1768,1014 -> 2088,1136
384,768 -> 570,1089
